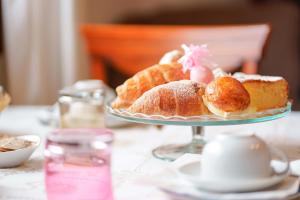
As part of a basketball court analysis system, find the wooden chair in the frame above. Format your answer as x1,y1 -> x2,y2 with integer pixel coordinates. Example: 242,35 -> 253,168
80,24 -> 270,86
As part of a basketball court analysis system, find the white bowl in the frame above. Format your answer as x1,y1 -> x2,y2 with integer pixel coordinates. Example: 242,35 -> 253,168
0,135 -> 40,168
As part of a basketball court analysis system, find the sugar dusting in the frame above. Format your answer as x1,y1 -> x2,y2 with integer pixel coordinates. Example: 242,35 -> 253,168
233,72 -> 283,82
149,80 -> 202,99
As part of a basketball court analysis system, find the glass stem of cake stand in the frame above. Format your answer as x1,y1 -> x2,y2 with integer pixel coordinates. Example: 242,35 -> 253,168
152,126 -> 206,161
188,126 -> 206,153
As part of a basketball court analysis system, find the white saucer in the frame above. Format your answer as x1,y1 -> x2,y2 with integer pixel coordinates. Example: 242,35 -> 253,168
177,161 -> 289,193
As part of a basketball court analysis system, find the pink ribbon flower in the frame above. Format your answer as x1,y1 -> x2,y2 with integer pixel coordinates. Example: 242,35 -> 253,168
178,44 -> 217,84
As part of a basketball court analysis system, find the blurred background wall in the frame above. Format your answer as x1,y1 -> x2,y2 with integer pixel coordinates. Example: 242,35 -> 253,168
1,0 -> 300,109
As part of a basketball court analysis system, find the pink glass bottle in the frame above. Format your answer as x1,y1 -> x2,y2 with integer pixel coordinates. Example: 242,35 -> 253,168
45,129 -> 113,200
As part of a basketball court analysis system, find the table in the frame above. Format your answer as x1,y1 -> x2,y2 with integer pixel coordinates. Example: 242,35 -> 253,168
0,106 -> 299,200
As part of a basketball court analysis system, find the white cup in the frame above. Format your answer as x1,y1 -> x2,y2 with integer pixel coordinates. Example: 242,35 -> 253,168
201,132 -> 288,181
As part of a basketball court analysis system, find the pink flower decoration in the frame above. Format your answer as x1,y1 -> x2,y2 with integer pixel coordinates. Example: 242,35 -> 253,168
178,44 -> 217,73
178,44 -> 217,84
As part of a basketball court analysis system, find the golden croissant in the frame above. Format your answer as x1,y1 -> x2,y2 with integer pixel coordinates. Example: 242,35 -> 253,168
112,63 -> 189,109
128,80 -> 210,116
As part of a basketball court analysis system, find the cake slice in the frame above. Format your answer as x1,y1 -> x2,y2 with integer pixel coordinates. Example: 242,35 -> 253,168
233,72 -> 288,111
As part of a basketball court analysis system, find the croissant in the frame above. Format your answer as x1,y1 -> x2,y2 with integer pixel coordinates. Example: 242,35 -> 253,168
128,80 -> 210,116
112,63 -> 189,109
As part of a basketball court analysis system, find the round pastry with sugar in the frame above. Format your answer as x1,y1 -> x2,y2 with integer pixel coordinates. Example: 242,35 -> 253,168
159,50 -> 183,64
203,76 -> 250,117
128,80 -> 210,116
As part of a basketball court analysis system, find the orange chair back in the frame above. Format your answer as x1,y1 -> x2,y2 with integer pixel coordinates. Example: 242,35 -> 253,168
81,24 -> 270,83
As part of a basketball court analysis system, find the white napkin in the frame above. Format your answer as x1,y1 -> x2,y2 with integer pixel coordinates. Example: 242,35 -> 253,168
140,154 -> 300,200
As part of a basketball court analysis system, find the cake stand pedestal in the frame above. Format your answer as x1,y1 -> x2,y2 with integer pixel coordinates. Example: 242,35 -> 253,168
152,126 -> 204,161
107,102 -> 291,161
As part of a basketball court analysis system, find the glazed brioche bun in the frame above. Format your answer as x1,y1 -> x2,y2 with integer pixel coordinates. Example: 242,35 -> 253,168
203,76 -> 250,117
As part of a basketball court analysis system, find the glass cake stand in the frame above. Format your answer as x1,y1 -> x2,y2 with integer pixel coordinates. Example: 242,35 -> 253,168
106,102 -> 292,161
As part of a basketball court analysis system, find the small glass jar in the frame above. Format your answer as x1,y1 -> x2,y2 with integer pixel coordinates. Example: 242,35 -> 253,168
58,81 -> 106,128
45,128 -> 113,200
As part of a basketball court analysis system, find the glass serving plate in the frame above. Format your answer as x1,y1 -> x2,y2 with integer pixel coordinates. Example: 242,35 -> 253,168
107,102 -> 291,126
106,102 -> 292,161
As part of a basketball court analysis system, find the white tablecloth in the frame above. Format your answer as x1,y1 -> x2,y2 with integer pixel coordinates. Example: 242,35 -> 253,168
0,106 -> 299,200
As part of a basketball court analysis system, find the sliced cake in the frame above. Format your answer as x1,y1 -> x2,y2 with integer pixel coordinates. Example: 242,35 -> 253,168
233,72 -> 288,111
